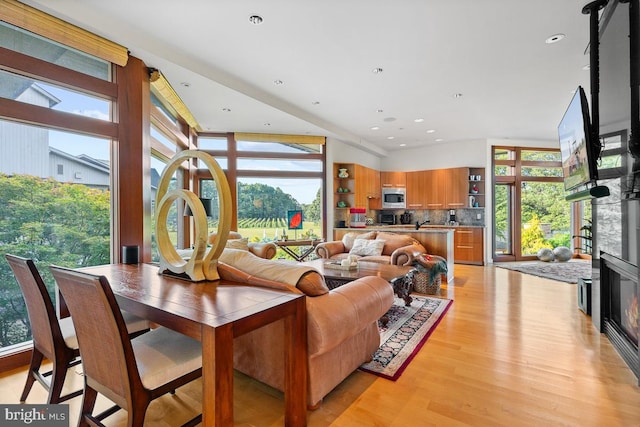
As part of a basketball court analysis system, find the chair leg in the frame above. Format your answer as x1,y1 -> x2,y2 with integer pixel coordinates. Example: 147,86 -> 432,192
47,360 -> 69,404
20,349 -> 44,402
127,401 -> 150,427
78,385 -> 98,427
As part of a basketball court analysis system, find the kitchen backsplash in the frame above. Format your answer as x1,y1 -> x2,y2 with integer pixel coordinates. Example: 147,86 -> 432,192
374,208 -> 485,227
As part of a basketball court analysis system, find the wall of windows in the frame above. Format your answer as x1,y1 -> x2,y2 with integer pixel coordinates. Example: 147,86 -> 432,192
194,134 -> 325,256
0,19 -> 119,368
493,147 -> 570,261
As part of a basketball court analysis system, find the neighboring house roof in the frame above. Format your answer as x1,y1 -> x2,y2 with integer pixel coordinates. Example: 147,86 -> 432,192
49,146 -> 109,174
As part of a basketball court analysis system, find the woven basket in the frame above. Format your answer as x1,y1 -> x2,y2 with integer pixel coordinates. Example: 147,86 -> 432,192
412,271 -> 442,295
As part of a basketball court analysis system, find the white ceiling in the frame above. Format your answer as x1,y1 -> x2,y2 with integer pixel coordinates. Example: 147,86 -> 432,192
25,0 -> 593,156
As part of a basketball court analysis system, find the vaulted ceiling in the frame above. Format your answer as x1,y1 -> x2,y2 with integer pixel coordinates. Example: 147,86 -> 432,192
25,0 -> 593,156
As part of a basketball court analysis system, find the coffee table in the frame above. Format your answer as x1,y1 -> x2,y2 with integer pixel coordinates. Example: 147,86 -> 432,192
301,259 -> 416,306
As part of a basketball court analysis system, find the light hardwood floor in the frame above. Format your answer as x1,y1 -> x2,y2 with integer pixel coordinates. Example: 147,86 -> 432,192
2,264 -> 640,426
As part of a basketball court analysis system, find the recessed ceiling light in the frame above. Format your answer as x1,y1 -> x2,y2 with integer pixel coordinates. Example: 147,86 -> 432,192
248,15 -> 263,25
426,129 -> 436,133
180,82 -> 191,87
370,126 -> 380,130
383,117 -> 396,122
263,123 -> 271,126
582,64 -> 590,70
414,118 -> 424,123
376,109 -> 384,113
435,138 -> 444,142
399,143 -> 407,147
545,33 -> 565,44
372,67 -> 383,74
387,136 -> 395,140
453,93 -> 463,98
311,101 -> 320,105
222,108 -> 231,112
274,79 -> 284,85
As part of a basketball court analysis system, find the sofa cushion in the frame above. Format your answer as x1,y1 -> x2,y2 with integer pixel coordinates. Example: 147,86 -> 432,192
225,238 -> 249,251
218,249 -> 329,296
349,239 -> 385,257
208,231 -> 243,245
375,231 -> 416,256
341,231 -> 376,251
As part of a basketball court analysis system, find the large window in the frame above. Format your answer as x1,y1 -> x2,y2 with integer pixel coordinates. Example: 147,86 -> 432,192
195,134 -> 325,257
493,147 -> 570,261
0,19 -> 119,367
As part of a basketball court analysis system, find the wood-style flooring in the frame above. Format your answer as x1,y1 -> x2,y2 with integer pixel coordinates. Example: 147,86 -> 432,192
1,264 -> 639,426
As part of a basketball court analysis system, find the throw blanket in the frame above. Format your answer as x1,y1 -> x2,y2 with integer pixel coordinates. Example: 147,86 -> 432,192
218,249 -> 318,287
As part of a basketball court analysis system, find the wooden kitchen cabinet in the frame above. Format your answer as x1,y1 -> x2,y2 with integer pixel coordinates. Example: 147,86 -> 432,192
445,167 -> 470,209
406,170 -> 429,209
454,227 -> 484,265
380,171 -> 406,188
406,167 -> 469,210
354,164 -> 380,209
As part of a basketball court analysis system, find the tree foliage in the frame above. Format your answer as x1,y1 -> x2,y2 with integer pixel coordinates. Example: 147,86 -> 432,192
0,174 -> 110,346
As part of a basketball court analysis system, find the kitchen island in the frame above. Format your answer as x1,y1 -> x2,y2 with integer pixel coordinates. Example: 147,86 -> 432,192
333,227 -> 455,282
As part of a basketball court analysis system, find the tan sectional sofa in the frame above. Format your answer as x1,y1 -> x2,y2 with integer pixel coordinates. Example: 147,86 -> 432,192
314,231 -> 426,266
217,249 -> 394,409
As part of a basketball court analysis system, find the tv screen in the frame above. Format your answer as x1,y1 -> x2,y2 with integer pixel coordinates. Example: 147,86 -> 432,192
558,86 -> 594,191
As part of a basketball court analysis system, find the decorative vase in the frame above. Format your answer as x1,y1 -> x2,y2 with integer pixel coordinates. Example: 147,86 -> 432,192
338,168 -> 349,178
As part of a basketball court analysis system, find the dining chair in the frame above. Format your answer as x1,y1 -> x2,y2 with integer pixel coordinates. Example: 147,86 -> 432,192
4,254 -> 151,404
49,265 -> 202,427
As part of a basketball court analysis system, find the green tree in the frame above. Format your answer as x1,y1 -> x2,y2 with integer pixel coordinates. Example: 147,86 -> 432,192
0,174 -> 110,346
303,188 -> 321,223
237,183 -> 300,219
521,214 -> 550,254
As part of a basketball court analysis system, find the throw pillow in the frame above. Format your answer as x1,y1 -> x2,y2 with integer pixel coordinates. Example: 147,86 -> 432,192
349,239 -> 385,257
225,238 -> 249,251
342,231 -> 376,251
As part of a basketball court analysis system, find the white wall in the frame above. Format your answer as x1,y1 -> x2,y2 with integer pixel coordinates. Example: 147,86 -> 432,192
381,139 -> 487,172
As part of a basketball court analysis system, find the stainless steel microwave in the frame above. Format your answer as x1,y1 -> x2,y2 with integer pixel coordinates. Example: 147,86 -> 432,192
382,188 -> 406,209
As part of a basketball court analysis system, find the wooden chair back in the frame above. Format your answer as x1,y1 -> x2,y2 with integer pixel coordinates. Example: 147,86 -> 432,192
49,266 -> 141,410
5,254 -> 66,362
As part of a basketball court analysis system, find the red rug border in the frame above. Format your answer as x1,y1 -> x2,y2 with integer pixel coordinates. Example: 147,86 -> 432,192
359,297 -> 453,381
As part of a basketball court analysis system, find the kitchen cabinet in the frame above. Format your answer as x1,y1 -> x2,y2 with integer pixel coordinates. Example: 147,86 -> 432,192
354,164 -> 380,208
380,171 -> 406,188
453,227 -> 484,265
445,167 -> 469,209
406,168 -> 467,209
406,170 -> 429,209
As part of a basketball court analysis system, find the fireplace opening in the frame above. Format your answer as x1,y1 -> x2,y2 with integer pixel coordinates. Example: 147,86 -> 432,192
600,252 -> 639,379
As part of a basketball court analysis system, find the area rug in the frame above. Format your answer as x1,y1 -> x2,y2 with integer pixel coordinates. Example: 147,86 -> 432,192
359,295 -> 452,381
495,259 -> 591,283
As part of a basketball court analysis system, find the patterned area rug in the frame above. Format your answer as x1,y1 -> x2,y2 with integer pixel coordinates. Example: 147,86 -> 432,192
359,295 -> 452,381
495,259 -> 592,283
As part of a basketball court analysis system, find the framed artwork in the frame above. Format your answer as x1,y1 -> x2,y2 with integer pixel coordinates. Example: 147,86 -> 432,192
287,210 -> 303,230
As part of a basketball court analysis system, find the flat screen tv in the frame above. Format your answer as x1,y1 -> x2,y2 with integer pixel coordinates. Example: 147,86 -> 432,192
558,86 -> 597,191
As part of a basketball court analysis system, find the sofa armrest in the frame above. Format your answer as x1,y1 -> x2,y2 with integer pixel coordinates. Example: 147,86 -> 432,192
390,243 -> 426,266
314,241 -> 347,259
305,276 -> 393,356
248,242 -> 277,259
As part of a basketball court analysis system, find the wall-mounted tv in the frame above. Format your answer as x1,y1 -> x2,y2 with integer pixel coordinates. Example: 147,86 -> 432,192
558,86 -> 598,191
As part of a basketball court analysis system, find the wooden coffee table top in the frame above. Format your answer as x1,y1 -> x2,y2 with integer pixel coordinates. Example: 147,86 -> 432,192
301,258 -> 414,283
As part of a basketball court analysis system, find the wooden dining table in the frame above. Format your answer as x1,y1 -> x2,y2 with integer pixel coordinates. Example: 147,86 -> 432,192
77,263 -> 308,426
